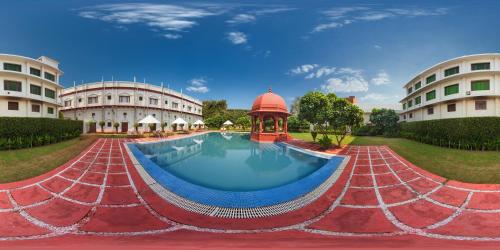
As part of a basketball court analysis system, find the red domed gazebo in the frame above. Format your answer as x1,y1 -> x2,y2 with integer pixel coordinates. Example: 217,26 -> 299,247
249,89 -> 291,142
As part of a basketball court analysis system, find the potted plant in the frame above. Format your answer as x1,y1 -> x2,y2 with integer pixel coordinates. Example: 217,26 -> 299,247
171,123 -> 177,132
113,122 -> 119,133
134,122 -> 140,133
161,122 -> 168,132
148,123 -> 155,132
98,121 -> 105,133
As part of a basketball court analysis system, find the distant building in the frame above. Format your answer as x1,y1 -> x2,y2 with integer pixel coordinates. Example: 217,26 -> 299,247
0,54 -> 63,118
345,96 -> 402,124
400,53 -> 500,122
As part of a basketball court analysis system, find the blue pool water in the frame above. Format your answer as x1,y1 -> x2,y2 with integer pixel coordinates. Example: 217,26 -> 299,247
134,132 -> 331,191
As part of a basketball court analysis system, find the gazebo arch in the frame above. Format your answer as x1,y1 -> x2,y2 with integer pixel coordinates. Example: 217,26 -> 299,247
248,89 -> 291,142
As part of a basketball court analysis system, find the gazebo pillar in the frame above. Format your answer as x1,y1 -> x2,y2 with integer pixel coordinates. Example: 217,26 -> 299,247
259,115 -> 263,132
284,116 -> 288,133
274,116 -> 279,132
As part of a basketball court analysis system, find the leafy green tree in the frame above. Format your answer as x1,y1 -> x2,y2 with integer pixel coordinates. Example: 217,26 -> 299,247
205,114 -> 226,128
202,100 -> 227,119
290,97 -> 301,116
298,91 -> 331,135
113,122 -> 119,133
369,108 -> 400,136
98,121 -> 105,132
329,98 -> 364,146
287,115 -> 310,132
161,122 -> 168,132
235,116 -> 251,130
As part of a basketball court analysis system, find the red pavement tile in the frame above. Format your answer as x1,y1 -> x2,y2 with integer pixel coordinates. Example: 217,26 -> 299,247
60,168 -> 85,180
376,173 -> 401,187
447,181 -> 500,191
89,164 -> 107,173
407,178 -> 440,194
27,198 -> 91,227
372,164 -> 391,174
371,158 -> 386,165
11,185 -> 52,206
0,212 -> 49,236
94,157 -> 109,165
428,186 -> 469,207
80,172 -> 105,185
106,174 -> 130,186
109,164 -> 126,173
341,188 -> 378,206
101,187 -> 139,205
309,207 -> 400,233
389,199 -> 455,229
353,165 -> 371,175
379,185 -> 417,205
63,183 -> 100,203
72,162 -> 91,171
430,211 -> 500,237
350,175 -> 373,187
389,163 -> 409,172
41,176 -> 73,194
0,191 -> 12,209
467,192 -> 500,210
80,206 -> 170,233
395,169 -> 420,182
110,157 -> 124,165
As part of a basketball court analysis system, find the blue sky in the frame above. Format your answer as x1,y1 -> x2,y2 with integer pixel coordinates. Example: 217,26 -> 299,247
2,0 -> 500,108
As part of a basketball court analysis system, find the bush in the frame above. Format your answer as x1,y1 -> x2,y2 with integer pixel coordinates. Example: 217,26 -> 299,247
0,117 -> 83,150
317,134 -> 333,150
311,131 -> 318,142
400,117 -> 500,151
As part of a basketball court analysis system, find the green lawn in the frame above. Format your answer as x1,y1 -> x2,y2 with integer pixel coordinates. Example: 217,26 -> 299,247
0,136 -> 97,183
290,132 -> 500,184
289,132 -> 354,146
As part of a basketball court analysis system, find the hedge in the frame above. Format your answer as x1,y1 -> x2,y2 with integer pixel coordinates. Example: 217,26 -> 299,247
400,117 -> 500,151
0,117 -> 83,150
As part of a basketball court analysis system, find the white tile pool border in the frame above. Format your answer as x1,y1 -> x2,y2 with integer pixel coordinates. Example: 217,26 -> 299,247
124,142 -> 350,219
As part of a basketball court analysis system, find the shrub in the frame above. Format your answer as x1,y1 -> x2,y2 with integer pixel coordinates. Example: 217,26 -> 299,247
400,117 -> 500,151
353,125 -> 376,136
171,123 -> 177,132
317,134 -> 333,150
113,122 -> 119,133
98,121 -> 105,132
310,131 -> 318,142
0,117 -> 82,150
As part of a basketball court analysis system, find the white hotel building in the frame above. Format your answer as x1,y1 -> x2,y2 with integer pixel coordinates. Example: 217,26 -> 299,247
0,54 -> 63,118
400,54 -> 500,122
59,81 -> 203,133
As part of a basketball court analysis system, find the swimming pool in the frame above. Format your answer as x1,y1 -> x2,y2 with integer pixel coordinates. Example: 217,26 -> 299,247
127,132 -> 348,217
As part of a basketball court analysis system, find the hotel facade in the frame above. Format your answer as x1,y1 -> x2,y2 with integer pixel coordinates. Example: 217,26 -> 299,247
400,54 -> 500,122
0,54 -> 63,118
59,81 -> 203,133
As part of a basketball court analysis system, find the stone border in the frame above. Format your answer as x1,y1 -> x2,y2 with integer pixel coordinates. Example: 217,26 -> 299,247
124,141 -> 349,218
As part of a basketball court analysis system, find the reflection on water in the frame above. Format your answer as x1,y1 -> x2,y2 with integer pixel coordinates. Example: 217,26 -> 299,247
136,133 -> 329,191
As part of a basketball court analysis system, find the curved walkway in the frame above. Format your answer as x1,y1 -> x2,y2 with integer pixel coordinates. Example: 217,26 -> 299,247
1,138 -> 500,246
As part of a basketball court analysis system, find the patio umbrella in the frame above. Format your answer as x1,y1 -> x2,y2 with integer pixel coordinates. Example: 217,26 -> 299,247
138,115 -> 160,132
193,119 -> 204,128
223,120 -> 233,126
172,117 -> 188,130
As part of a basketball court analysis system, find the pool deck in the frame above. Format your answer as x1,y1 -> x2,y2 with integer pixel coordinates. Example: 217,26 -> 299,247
1,137 -> 500,249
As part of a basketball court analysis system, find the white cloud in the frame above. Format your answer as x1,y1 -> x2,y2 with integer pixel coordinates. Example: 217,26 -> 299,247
226,14 -> 256,24
360,93 -> 391,102
252,7 -> 296,15
321,68 -> 369,93
305,66 -> 336,79
371,70 -> 391,85
227,32 -> 247,44
78,3 -> 224,38
186,78 -> 209,93
288,64 -> 319,75
313,6 -> 449,33
373,44 -> 382,50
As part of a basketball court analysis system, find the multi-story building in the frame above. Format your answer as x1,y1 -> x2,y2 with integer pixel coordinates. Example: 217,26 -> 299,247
400,54 -> 500,122
0,54 -> 63,118
59,81 -> 203,132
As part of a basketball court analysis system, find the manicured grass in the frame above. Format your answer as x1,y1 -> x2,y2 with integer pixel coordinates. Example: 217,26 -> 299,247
289,132 -> 354,146
0,136 -> 97,183
290,132 -> 500,183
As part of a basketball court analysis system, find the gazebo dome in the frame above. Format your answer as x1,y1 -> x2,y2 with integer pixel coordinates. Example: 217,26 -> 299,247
250,89 -> 289,114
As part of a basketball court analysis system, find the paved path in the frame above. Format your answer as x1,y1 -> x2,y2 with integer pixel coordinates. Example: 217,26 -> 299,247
1,138 -> 500,248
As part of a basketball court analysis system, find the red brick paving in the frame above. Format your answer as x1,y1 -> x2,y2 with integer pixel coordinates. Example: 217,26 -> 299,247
0,137 -> 500,249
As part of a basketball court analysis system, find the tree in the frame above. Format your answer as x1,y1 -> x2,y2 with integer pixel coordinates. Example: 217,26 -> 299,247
202,100 -> 227,119
98,121 -> 105,132
235,116 -> 251,130
329,98 -> 364,146
369,108 -> 400,136
113,122 -> 119,133
298,91 -> 332,135
287,115 -> 309,132
161,122 -> 168,132
290,97 -> 301,116
204,114 -> 226,128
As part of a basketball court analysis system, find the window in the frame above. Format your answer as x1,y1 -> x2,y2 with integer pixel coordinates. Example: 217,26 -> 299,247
44,72 -> 55,81
403,103 -> 406,110
444,66 -> 459,77
172,102 -> 179,109
138,96 -> 143,101
188,106 -> 192,111
64,100 -> 72,107
403,114 -> 406,119
32,104 -> 40,112
45,88 -> 55,99
119,96 -> 130,103
415,96 -> 421,105
475,100 -> 487,110
107,122 -> 112,127
447,103 -> 456,112
426,74 -> 436,84
3,63 -> 21,72
408,100 -> 413,108
471,62 -> 490,71
407,87 -> 412,94
471,80 -> 490,91
78,98 -> 82,103
149,98 -> 158,105
30,67 -> 41,76
165,100 -> 168,105
426,90 -> 436,101
444,84 -> 459,96
47,107 -> 54,114
427,107 -> 434,115
30,84 -> 41,95
7,102 -> 19,110
409,113 -> 413,118
91,113 -> 95,118
87,96 -> 98,104
415,81 -> 421,90
123,112 -> 127,117
4,80 -> 22,91
107,95 -> 111,100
